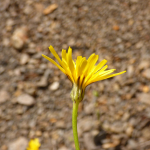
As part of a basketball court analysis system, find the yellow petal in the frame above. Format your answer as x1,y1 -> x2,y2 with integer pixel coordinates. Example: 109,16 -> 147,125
92,69 -> 116,81
87,53 -> 95,62
83,55 -> 99,84
62,49 -> 67,62
94,59 -> 107,73
87,55 -> 99,74
99,69 -> 116,77
49,46 -> 67,69
42,54 -> 66,74
67,47 -> 76,81
85,71 -> 126,87
78,58 -> 87,76
76,56 -> 83,77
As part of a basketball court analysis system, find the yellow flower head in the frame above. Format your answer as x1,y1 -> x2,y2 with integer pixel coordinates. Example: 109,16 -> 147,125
27,138 -> 40,150
42,46 -> 126,102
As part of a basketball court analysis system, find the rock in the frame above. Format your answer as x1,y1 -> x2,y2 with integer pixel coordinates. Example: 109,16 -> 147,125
6,19 -> 15,26
142,69 -> 150,80
127,65 -> 134,78
137,93 -> 150,105
0,66 -> 5,74
128,19 -> 134,26
113,25 -> 120,31
8,137 -> 28,150
83,133 -> 98,150
138,60 -> 149,71
17,94 -> 35,106
102,140 -> 120,149
56,120 -> 65,129
35,130 -> 42,137
23,5 -> 32,15
16,107 -> 24,115
2,38 -> 10,46
109,122 -> 125,133
126,126 -> 134,137
37,69 -> 52,87
29,131 -> 35,138
37,77 -> 48,87
43,4 -> 58,15
34,3 -> 44,13
78,117 -> 97,136
142,127 -> 150,140
122,112 -> 130,121
127,139 -> 138,149
1,145 -> 7,150
58,146 -> 69,150
84,103 -> 95,115
28,120 -> 36,128
135,41 -> 143,49
11,26 -> 28,50
142,85 -> 149,93
49,81 -> 60,91
0,90 -> 10,104
5,19 -> 14,31
20,53 -> 29,65
94,130 -> 107,146
116,38 -> 122,43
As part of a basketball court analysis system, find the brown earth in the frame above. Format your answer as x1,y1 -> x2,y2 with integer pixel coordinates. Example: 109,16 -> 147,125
0,0 -> 150,150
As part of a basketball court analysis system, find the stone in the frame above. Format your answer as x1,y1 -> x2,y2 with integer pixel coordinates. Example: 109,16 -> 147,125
58,146 -> 69,150
109,122 -> 125,133
23,5 -> 32,15
127,65 -> 134,78
37,69 -> 52,87
135,41 -> 143,49
122,112 -> 130,121
138,60 -> 149,71
126,126 -> 133,137
102,141 -> 120,149
37,77 -> 48,87
17,94 -> 35,106
8,137 -> 28,150
83,133 -> 98,150
56,120 -> 65,129
11,26 -> 28,50
35,130 -> 42,137
113,25 -> 120,31
84,103 -> 95,115
49,81 -> 60,91
0,90 -> 10,104
6,19 -> 15,26
142,128 -> 150,140
127,139 -> 138,149
137,93 -> 150,105
20,53 -> 29,65
43,4 -> 58,15
2,38 -> 10,46
78,117 -> 96,137
1,145 -> 7,150
142,85 -> 149,93
142,69 -> 150,80
0,66 -> 5,74
34,3 -> 44,13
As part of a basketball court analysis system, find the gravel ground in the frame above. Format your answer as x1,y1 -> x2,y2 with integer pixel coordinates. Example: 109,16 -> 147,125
0,0 -> 150,150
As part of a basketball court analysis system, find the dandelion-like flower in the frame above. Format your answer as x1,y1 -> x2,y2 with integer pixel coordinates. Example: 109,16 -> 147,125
42,46 -> 126,150
42,46 -> 126,102
27,138 -> 40,150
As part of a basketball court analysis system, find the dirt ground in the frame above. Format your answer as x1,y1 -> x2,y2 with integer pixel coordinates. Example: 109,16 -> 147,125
0,0 -> 150,150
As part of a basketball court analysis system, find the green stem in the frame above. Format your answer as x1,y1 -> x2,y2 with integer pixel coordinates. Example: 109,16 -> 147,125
72,101 -> 80,150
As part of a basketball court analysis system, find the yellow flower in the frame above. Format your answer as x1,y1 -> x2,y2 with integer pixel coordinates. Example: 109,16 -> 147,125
42,46 -> 126,102
27,138 -> 40,150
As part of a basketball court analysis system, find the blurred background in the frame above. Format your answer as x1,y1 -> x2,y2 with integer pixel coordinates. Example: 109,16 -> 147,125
0,0 -> 150,150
